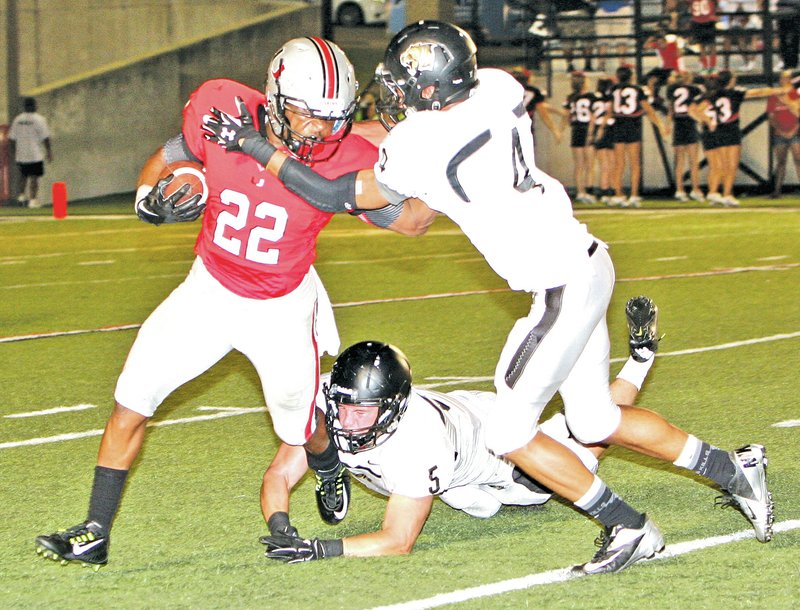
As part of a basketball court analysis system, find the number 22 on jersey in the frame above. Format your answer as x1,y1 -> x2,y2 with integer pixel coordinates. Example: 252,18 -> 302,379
213,189 -> 288,265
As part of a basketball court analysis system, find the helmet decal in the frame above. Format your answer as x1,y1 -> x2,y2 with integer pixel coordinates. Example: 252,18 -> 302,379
272,59 -> 285,81
399,42 -> 452,75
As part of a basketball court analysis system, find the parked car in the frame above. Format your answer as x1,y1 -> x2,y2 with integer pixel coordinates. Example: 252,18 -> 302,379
333,0 -> 388,25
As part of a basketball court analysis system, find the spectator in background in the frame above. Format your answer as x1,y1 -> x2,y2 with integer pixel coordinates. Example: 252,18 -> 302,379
609,65 -> 668,207
596,0 -> 634,72
563,71 -> 597,203
355,81 -> 380,122
561,3 -> 597,72
718,0 -> 758,71
670,0 -> 720,70
511,67 -> 564,144
776,0 -> 800,69
591,77 -> 616,202
695,70 -> 788,205
8,97 -> 52,209
666,71 -> 705,201
767,70 -> 800,197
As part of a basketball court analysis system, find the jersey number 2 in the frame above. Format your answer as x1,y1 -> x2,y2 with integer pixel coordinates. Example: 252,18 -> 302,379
213,189 -> 288,264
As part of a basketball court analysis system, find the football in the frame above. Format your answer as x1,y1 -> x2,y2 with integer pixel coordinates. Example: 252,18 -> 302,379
158,160 -> 208,207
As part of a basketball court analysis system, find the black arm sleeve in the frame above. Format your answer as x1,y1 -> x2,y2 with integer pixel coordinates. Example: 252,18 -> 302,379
278,158 -> 358,214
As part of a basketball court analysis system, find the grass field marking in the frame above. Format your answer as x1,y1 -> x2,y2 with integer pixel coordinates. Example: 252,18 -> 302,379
334,288 -> 510,308
4,404 -> 97,419
0,242 -> 195,264
615,262 -> 800,283
2,273 -> 186,291
654,331 -> 800,357
0,406 -> 266,450
419,331 -> 800,389
3,258 -> 797,296
773,419 -> 800,428
3,328 -> 797,448
372,519 -> 800,610
0,323 -> 142,344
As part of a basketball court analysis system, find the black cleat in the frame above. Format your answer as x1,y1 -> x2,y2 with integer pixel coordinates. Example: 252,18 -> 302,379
314,464 -> 350,525
35,520 -> 108,570
625,296 -> 661,362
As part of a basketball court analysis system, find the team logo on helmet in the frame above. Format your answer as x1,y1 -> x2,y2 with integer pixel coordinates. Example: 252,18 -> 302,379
399,42 -> 451,75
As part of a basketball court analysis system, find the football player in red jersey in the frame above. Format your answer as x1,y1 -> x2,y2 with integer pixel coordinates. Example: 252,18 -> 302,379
34,37 -> 432,570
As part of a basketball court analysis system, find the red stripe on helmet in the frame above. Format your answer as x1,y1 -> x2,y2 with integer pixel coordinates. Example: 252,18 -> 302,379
309,37 -> 338,100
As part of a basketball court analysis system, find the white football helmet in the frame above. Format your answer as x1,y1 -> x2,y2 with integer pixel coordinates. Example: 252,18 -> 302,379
266,37 -> 358,162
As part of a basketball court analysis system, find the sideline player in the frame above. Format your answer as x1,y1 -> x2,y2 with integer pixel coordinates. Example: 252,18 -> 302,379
33,37 -> 430,570
257,299 -> 660,560
204,22 -> 774,575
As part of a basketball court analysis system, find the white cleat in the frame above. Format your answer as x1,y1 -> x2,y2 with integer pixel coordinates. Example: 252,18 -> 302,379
572,516 -> 665,575
718,444 -> 774,543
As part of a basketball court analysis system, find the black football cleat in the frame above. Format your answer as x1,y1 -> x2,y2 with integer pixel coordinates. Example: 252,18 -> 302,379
35,520 -> 108,570
314,464 -> 350,525
625,296 -> 661,362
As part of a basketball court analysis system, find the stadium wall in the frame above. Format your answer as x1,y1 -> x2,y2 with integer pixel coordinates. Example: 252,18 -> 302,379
17,4 -> 318,205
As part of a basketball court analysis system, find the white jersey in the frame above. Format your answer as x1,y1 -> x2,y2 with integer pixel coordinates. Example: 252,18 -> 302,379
328,387 -> 511,499
9,111 -> 50,163
376,68 -> 594,291
319,378 -> 598,517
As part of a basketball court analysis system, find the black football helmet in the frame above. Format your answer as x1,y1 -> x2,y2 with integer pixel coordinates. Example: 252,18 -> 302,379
324,341 -> 412,454
375,20 -> 478,129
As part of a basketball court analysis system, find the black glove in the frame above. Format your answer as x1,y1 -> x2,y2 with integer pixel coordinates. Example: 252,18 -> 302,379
262,537 -> 343,564
135,175 -> 204,226
203,96 -> 277,167
260,511 -> 301,551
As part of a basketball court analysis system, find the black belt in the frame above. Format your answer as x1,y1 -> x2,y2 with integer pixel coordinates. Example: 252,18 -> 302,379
588,240 -> 598,257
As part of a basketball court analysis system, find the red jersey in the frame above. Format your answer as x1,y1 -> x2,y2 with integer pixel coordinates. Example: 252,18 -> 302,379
767,90 -> 800,134
687,0 -> 718,23
182,79 -> 378,299
656,36 -> 683,70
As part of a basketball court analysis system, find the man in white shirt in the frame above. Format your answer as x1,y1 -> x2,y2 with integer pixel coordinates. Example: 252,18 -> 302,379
9,97 -> 52,209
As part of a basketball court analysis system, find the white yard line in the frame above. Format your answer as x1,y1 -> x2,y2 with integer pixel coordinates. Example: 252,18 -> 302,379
4,404 -> 96,418
370,520 -> 800,610
2,330 -> 798,449
2,258 -> 799,343
0,407 -> 265,449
